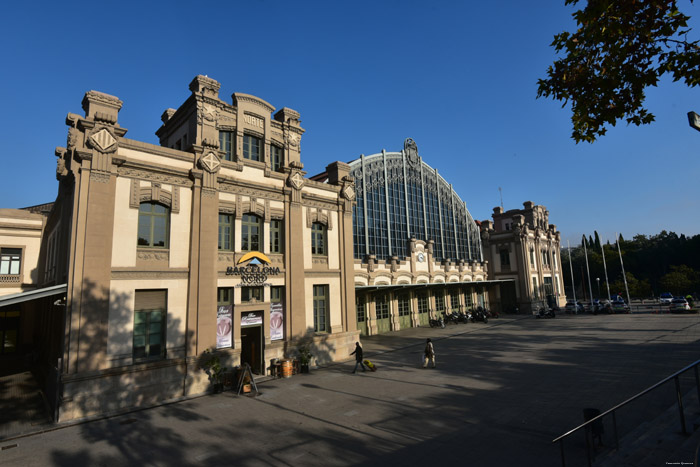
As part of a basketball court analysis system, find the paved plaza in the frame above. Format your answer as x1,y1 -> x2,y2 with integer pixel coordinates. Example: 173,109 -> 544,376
2,313 -> 700,466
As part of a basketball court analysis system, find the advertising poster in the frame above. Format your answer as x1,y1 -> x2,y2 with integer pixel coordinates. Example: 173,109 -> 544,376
216,305 -> 233,349
270,302 -> 284,341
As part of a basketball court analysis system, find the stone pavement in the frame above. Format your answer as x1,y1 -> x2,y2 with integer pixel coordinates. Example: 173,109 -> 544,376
2,313 -> 700,467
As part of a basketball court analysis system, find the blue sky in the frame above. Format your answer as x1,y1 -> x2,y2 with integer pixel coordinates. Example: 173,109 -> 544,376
1,1 -> 698,245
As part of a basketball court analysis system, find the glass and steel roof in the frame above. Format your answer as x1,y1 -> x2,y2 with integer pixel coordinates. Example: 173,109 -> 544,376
348,139 -> 482,262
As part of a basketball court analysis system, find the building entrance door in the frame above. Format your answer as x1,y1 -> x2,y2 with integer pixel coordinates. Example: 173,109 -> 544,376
375,295 -> 391,334
0,310 -> 20,355
240,325 -> 263,375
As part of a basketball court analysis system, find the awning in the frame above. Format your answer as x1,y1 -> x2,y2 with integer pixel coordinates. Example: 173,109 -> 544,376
0,284 -> 67,308
355,279 -> 514,293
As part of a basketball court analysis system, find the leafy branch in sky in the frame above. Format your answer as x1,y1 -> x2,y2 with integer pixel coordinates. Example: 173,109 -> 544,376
537,0 -> 700,143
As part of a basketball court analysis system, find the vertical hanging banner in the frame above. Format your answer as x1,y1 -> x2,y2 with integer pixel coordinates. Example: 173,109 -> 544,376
270,302 -> 284,341
217,305 -> 233,348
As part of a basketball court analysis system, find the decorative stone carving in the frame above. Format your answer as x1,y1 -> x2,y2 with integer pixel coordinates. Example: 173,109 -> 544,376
341,183 -> 355,201
197,102 -> 217,124
289,171 -> 304,190
90,171 -> 111,183
200,152 -> 221,173
137,250 -> 170,261
118,167 -> 192,187
88,128 -> 118,153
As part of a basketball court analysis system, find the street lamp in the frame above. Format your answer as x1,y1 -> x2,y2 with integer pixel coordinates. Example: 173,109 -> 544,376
596,278 -> 600,299
688,111 -> 700,132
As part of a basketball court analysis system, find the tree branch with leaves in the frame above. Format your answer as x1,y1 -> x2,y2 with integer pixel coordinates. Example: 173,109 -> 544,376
538,0 -> 700,143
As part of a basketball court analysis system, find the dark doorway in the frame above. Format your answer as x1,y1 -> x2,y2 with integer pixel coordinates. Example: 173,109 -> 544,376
500,282 -> 517,313
240,325 -> 262,374
0,310 -> 20,355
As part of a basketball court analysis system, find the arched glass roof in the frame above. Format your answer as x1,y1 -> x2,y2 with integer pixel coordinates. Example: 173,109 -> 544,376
348,139 -> 482,262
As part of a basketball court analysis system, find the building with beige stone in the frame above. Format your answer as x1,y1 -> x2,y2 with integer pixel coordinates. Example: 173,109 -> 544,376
480,201 -> 566,314
0,207 -> 50,358
0,75 -> 358,422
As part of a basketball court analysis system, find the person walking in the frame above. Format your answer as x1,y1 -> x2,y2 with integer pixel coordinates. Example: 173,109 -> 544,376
423,338 -> 436,368
350,342 -> 366,373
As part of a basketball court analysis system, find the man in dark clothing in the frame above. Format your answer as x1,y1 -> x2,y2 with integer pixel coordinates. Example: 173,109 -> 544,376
350,342 -> 366,373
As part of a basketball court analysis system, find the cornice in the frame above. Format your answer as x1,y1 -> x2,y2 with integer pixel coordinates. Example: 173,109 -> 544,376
120,138 -> 195,163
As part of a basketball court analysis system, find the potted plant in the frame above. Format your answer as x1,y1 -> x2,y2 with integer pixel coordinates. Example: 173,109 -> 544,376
201,350 -> 225,393
297,345 -> 313,373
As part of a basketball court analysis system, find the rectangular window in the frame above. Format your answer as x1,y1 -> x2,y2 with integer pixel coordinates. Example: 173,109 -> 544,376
241,286 -> 263,303
532,278 -> 539,299
242,214 -> 261,252
271,145 -> 283,171
417,293 -> 429,314
271,286 -> 284,303
376,295 -> 390,319
398,294 -> 411,316
243,134 -> 261,161
217,287 -> 232,305
313,285 -> 329,332
270,219 -> 283,253
133,290 -> 166,361
543,277 -> 554,297
218,214 -> 234,251
464,291 -> 473,310
500,249 -> 510,268
530,248 -> 535,267
356,295 -> 366,323
311,223 -> 327,256
138,203 -> 169,248
450,293 -> 460,311
434,292 -> 445,312
219,131 -> 233,161
0,248 -> 21,275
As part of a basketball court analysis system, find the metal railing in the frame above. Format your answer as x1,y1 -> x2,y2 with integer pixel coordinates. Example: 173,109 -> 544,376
552,358 -> 700,467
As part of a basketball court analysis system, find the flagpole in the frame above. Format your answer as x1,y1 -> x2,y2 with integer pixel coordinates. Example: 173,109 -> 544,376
583,235 -> 594,306
568,240 -> 577,313
616,232 -> 631,306
601,239 -> 611,301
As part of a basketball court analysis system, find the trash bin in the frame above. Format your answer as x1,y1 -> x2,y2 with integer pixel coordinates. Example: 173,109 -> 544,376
583,408 -> 604,446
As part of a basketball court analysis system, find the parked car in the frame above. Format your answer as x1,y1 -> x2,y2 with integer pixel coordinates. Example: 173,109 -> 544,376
670,297 -> 691,313
611,300 -> 630,313
659,292 -> 674,304
564,300 -> 585,314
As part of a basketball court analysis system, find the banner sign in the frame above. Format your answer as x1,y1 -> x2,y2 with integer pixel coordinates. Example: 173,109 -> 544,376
216,305 -> 233,348
241,311 -> 263,327
270,302 -> 284,340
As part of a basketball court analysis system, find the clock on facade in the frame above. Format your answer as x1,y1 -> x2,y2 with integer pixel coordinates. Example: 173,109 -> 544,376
417,252 -> 425,263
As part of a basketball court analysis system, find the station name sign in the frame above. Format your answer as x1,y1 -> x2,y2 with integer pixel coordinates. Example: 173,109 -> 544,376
225,265 -> 281,284
225,251 -> 280,285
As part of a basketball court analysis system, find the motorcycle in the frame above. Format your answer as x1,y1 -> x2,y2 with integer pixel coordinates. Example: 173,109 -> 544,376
471,307 -> 489,324
485,308 -> 499,319
429,315 -> 445,328
535,307 -> 556,319
445,311 -> 460,325
457,311 -> 470,323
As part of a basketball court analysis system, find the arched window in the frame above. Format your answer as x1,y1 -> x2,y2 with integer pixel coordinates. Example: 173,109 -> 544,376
241,214 -> 262,252
138,202 -> 169,248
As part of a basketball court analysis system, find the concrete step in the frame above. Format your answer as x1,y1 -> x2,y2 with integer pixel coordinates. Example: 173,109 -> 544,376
595,389 -> 700,467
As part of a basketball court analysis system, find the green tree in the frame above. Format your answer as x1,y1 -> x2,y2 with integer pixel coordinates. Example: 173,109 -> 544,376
537,0 -> 700,143
660,265 -> 700,295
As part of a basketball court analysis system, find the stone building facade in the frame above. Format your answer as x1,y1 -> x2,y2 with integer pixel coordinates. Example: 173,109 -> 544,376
10,75 -> 358,422
480,201 -> 566,314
